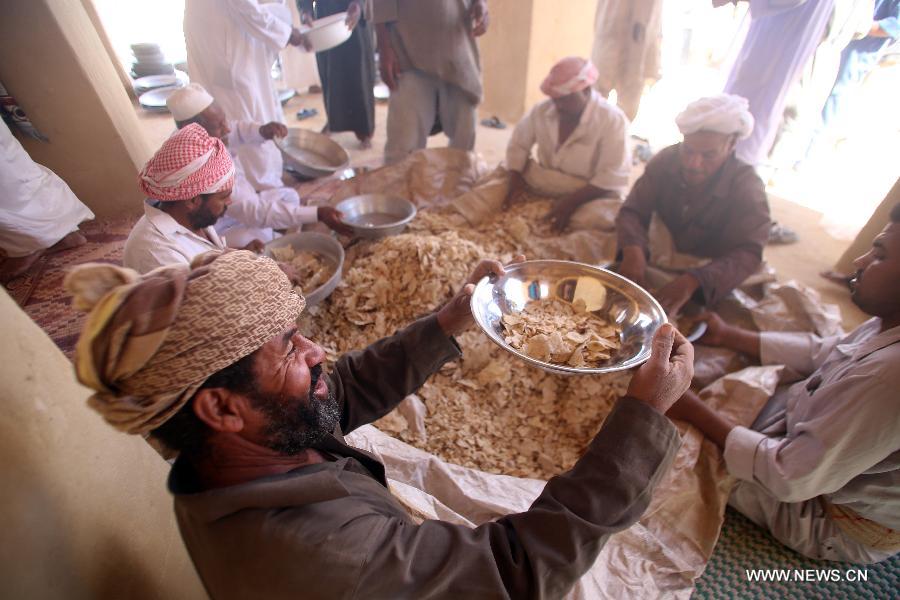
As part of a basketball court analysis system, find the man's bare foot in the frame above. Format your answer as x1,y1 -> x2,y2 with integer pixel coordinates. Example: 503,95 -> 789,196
357,136 -> 372,149
320,123 -> 330,135
47,231 -> 87,254
819,270 -> 852,289
0,250 -> 45,284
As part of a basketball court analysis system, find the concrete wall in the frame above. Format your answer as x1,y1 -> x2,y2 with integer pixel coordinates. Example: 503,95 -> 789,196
0,0 -> 153,219
479,0 -> 596,123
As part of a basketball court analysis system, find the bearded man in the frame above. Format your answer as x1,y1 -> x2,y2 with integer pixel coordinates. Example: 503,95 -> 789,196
65,248 -> 695,599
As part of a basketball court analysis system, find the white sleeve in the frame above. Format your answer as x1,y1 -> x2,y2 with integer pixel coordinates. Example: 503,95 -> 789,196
506,109 -> 537,173
227,185 -> 319,229
588,114 -> 631,195
725,374 -> 899,503
123,243 -> 191,274
759,331 -> 841,376
227,120 -> 266,147
223,0 -> 293,52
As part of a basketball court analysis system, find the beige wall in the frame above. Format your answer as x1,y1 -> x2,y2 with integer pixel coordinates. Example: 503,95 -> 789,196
0,290 -> 206,600
479,0 -> 596,123
479,0 -> 534,123
523,0 -> 596,112
0,0 -> 153,219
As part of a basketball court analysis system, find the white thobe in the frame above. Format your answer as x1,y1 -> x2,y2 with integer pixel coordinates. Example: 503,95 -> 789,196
725,318 -> 900,563
506,90 -> 631,196
184,0 -> 293,190
0,120 -> 93,257
123,201 -> 226,274
216,120 -> 318,247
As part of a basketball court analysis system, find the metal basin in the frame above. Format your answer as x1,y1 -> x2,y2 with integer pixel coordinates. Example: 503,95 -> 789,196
264,232 -> 344,307
335,194 -> 417,239
276,128 -> 349,179
470,260 -> 668,375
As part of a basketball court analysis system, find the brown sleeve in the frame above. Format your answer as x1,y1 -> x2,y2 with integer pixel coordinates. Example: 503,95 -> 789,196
616,158 -> 663,256
688,170 -> 771,306
329,314 -> 461,434
356,397 -> 681,598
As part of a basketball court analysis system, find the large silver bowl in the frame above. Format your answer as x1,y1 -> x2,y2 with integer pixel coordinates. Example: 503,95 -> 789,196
276,128 -> 349,179
335,194 -> 417,239
264,231 -> 344,307
470,260 -> 668,375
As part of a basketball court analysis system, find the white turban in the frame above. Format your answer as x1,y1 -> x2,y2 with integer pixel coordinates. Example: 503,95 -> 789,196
166,83 -> 215,122
675,94 -> 754,140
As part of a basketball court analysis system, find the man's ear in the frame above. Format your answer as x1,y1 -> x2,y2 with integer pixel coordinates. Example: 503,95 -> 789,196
186,194 -> 204,210
193,388 -> 248,433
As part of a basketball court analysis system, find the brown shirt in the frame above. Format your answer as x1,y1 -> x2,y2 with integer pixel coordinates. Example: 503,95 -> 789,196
373,0 -> 483,102
616,144 -> 771,306
170,315 -> 680,599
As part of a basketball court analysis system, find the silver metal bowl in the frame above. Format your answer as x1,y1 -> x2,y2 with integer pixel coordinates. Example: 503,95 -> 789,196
276,128 -> 349,179
335,194 -> 417,239
264,231 -> 344,307
470,260 -> 668,375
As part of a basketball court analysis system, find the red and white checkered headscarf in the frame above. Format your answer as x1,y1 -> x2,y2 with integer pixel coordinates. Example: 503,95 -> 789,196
540,57 -> 599,99
139,123 -> 234,201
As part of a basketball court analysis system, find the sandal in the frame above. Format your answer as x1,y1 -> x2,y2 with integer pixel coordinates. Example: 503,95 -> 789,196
480,116 -> 506,129
296,108 -> 318,120
768,222 -> 799,245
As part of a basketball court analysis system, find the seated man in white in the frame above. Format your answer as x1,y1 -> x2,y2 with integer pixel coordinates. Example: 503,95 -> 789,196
123,124 -> 238,273
668,203 -> 900,564
166,84 -> 351,248
504,56 -> 631,232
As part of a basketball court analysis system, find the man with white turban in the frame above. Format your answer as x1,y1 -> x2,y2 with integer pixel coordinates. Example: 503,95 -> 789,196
183,0 -> 309,190
123,124 -> 247,273
505,57 -> 632,233
64,248 -> 693,599
166,84 -> 351,247
616,94 -> 771,316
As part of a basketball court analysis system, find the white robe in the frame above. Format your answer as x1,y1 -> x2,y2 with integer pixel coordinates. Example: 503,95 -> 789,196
0,120 -> 94,258
215,120 -> 318,247
184,0 -> 293,190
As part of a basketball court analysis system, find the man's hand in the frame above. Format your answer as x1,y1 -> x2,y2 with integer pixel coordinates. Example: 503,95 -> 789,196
544,194 -> 586,232
503,171 -> 529,209
242,239 -> 265,254
655,273 -> 700,317
288,27 -> 313,51
695,311 -> 730,347
259,122 -> 288,140
376,24 -> 401,90
276,261 -> 302,287
469,0 -> 490,37
345,0 -> 362,30
317,206 -> 354,236
626,324 -> 694,414
436,255 -> 525,337
618,246 -> 647,288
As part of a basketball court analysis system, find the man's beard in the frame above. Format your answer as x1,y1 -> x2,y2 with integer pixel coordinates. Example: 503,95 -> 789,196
251,364 -> 341,455
188,203 -> 223,229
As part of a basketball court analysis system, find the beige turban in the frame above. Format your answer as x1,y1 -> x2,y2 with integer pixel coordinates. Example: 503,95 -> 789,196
65,251 -> 305,435
675,94 -> 754,140
166,83 -> 215,122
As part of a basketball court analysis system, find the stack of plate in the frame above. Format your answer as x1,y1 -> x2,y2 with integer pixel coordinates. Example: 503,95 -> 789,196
131,43 -> 175,77
133,71 -> 189,96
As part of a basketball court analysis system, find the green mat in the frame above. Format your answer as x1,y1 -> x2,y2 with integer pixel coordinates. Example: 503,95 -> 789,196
694,508 -> 899,599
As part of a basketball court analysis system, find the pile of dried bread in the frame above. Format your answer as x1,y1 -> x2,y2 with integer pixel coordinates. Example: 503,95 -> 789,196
300,198 -> 629,479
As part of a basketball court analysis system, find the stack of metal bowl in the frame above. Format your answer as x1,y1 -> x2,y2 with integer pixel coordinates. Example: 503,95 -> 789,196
335,194 -> 417,239
470,260 -> 668,375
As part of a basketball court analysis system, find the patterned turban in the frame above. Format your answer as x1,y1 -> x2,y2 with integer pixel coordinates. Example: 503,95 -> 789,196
540,57 -> 599,98
64,251 -> 305,435
139,123 -> 234,201
675,94 -> 754,140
